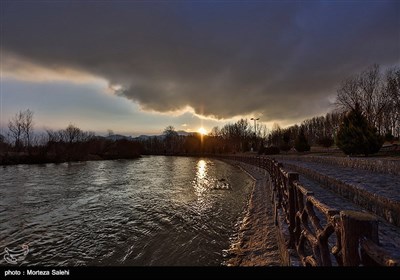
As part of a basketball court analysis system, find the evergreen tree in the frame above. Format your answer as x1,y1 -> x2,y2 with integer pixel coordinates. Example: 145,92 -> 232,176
294,128 -> 310,152
336,103 -> 383,156
280,130 -> 291,152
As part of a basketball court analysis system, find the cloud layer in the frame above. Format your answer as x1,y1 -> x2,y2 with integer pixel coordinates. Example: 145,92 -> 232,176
3,1 -> 399,123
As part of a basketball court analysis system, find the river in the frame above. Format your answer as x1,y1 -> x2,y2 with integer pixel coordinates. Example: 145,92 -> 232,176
0,156 -> 253,266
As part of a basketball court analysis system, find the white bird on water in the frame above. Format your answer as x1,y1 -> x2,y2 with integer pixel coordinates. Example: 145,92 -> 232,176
4,245 -> 29,265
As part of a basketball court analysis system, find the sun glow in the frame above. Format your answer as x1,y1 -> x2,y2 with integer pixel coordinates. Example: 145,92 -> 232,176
198,127 -> 207,135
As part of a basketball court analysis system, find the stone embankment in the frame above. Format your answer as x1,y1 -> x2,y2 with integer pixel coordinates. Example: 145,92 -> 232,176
278,158 -> 400,227
224,161 -> 282,266
282,164 -> 400,261
274,155 -> 400,176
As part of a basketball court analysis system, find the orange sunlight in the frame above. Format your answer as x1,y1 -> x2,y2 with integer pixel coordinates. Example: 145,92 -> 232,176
198,127 -> 207,135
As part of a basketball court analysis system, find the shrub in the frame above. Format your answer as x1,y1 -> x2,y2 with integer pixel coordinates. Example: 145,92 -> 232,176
385,132 -> 395,143
294,128 -> 310,152
279,143 -> 291,152
260,146 -> 280,155
318,136 -> 334,148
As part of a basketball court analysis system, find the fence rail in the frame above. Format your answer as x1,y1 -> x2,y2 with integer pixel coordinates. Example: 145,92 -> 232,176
218,155 -> 399,266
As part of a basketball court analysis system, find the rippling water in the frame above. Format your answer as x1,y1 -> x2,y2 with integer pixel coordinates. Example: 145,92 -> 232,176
0,156 -> 253,266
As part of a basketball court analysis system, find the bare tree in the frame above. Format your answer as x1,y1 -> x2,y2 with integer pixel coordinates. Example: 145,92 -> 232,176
8,111 -> 24,149
257,124 -> 269,139
163,125 -> 179,153
209,126 -> 221,137
387,67 -> 400,109
386,67 -> 400,136
336,64 -> 390,132
33,133 -> 48,147
361,65 -> 390,130
163,125 -> 177,137
22,109 -> 34,148
359,64 -> 380,124
336,76 -> 360,112
46,129 -> 60,142
61,124 -> 83,143
268,123 -> 282,146
8,109 -> 33,150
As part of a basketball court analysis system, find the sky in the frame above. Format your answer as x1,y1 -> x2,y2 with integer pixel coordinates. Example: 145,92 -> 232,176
1,0 -> 399,136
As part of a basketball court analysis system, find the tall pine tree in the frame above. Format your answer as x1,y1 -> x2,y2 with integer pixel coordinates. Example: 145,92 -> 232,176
336,103 -> 383,156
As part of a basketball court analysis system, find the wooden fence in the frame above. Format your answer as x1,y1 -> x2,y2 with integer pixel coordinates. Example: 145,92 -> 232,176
218,155 -> 399,266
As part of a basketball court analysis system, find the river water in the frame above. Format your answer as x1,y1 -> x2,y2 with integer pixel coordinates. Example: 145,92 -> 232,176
0,156 -> 253,266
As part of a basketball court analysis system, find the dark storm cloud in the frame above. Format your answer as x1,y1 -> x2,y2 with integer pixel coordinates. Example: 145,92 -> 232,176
2,1 -> 399,122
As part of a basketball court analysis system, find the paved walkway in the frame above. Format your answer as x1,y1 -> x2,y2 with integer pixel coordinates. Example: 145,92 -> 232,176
283,164 -> 400,259
279,159 -> 400,203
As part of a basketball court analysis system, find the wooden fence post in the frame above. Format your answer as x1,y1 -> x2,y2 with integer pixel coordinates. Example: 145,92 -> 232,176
340,210 -> 378,266
288,172 -> 299,248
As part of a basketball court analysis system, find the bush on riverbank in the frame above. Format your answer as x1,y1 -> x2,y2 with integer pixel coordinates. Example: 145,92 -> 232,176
0,138 -> 142,165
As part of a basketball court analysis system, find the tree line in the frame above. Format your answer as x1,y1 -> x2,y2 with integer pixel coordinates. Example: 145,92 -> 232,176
147,64 -> 399,156
0,111 -> 141,165
264,64 -> 399,155
1,63 -> 398,163
139,120 -> 265,155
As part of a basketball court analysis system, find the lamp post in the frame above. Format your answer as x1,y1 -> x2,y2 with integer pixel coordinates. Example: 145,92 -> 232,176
250,117 -> 259,152
250,117 -> 259,136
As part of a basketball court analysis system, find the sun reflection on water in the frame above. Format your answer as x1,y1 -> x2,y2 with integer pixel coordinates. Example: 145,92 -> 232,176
194,160 -> 208,194
193,160 -> 213,211
197,160 -> 207,180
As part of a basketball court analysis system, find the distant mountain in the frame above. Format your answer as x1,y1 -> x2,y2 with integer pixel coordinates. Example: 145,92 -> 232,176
176,130 -> 191,136
136,135 -> 151,140
105,131 -> 194,142
134,134 -> 165,141
105,134 -> 134,141
134,131 -> 192,139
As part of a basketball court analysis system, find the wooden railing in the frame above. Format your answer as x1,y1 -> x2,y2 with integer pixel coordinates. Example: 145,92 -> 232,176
217,155 -> 399,266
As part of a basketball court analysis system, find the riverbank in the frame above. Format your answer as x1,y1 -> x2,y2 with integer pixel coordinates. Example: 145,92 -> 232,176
0,137 -> 142,166
0,152 -> 141,166
223,160 -> 282,266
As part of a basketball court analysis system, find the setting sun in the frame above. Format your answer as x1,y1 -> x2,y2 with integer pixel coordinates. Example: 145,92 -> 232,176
198,127 -> 207,135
